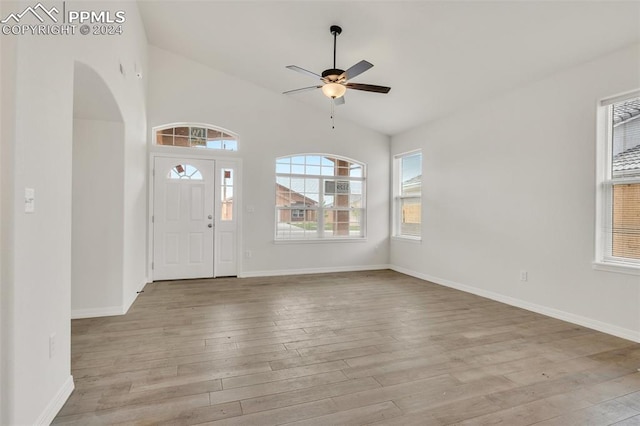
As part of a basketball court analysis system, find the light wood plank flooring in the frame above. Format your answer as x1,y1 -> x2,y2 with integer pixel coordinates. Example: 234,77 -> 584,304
54,270 -> 640,425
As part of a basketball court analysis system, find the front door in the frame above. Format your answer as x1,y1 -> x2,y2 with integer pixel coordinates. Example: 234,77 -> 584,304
153,157 -> 215,280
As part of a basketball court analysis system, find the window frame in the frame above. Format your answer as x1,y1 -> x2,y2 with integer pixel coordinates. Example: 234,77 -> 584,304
393,150 -> 423,241
274,154 -> 367,242
594,90 -> 640,275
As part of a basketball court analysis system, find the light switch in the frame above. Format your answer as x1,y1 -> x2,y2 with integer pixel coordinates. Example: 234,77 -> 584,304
24,188 -> 35,213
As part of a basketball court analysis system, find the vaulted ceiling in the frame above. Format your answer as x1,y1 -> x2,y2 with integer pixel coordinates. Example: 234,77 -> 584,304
138,1 -> 640,136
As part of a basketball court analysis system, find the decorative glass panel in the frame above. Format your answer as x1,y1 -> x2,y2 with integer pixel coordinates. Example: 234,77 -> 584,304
168,164 -> 203,180
221,168 -> 233,221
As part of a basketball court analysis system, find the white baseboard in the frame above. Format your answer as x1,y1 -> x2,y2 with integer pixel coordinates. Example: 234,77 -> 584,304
34,375 -> 74,425
391,265 -> 640,343
239,264 -> 391,278
123,279 -> 148,315
71,305 -> 124,319
72,280 -> 148,319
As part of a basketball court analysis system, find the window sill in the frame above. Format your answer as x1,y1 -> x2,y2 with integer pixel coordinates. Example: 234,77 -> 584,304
391,236 -> 422,244
592,261 -> 640,276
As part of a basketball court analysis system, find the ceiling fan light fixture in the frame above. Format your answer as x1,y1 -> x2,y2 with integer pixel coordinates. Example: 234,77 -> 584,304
322,82 -> 346,99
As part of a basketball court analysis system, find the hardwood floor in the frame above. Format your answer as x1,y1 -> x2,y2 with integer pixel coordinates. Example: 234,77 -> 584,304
54,270 -> 640,425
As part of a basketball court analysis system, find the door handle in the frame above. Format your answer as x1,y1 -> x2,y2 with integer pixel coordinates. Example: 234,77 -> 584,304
208,223 -> 213,228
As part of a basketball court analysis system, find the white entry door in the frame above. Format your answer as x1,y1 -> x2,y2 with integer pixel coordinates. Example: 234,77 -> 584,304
153,157 -> 215,280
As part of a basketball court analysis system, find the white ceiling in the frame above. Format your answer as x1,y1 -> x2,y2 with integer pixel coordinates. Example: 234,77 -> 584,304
138,1 -> 640,136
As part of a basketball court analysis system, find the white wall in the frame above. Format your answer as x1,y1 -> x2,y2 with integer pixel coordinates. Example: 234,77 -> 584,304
391,44 -> 640,341
2,1 -> 148,423
0,1 -> 17,422
147,46 -> 390,277
72,119 -> 125,315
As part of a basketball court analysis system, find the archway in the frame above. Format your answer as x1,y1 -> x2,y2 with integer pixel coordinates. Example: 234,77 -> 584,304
71,62 -> 125,316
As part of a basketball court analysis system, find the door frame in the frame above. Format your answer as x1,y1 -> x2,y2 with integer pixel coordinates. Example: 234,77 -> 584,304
147,150 -> 243,281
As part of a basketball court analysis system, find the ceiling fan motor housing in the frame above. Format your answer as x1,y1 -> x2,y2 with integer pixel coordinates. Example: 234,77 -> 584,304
322,68 -> 345,82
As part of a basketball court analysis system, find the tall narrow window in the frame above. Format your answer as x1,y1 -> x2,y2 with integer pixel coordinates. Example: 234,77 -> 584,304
220,168 -> 233,221
275,154 -> 365,240
394,151 -> 422,239
598,94 -> 640,268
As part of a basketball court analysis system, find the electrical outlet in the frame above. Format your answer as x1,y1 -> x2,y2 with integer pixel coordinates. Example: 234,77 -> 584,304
519,270 -> 528,282
49,333 -> 56,359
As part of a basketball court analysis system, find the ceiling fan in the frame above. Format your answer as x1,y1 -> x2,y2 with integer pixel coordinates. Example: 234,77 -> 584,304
283,25 -> 391,105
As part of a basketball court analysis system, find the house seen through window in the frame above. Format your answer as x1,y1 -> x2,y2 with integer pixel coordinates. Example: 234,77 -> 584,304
607,96 -> 640,262
394,151 -> 422,239
275,154 -> 365,240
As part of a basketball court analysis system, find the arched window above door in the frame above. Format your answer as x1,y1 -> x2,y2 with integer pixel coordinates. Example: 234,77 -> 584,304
155,124 -> 238,151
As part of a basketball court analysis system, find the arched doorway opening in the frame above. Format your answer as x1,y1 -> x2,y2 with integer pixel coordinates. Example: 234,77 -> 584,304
71,62 -> 125,316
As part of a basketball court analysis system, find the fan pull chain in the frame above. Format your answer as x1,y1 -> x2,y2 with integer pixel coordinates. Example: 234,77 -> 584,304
330,99 -> 336,129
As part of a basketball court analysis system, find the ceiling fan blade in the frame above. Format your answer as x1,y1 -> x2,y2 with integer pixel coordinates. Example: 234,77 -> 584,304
340,60 -> 373,81
334,96 -> 345,106
283,85 -> 322,95
286,65 -> 322,80
346,83 -> 391,94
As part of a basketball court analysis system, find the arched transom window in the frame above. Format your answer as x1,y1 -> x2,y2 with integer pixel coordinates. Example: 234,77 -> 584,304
155,124 -> 238,151
275,154 -> 366,240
